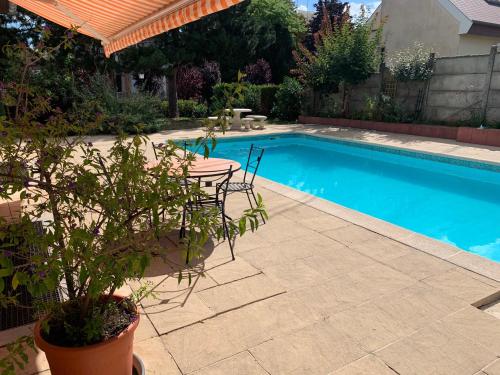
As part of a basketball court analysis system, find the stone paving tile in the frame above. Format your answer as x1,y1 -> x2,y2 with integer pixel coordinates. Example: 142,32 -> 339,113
484,359 -> 500,375
376,322 -> 497,375
423,268 -> 499,304
384,251 -> 456,280
276,201 -> 328,221
204,256 -> 261,285
347,263 -> 416,296
190,351 -> 268,375
322,224 -> 386,247
483,300 -> 500,319
448,251 -> 500,282
240,233 -> 346,269
261,258 -> 324,290
250,319 -> 367,375
292,263 -> 415,319
295,213 -> 351,232
251,214 -> 318,244
143,292 -> 214,335
134,337 -> 181,375
348,237 -> 414,262
196,273 -> 285,313
302,245 -> 376,279
330,355 -> 398,375
441,307 -> 500,355
373,282 -> 467,330
331,282 -> 467,353
134,308 -> 158,342
331,302 -> 416,352
163,293 -> 321,374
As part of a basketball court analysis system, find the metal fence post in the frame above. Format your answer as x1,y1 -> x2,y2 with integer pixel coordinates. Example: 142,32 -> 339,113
481,45 -> 498,125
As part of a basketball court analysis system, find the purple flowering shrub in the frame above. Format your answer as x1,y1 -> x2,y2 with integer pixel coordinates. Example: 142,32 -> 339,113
176,65 -> 204,100
243,59 -> 272,85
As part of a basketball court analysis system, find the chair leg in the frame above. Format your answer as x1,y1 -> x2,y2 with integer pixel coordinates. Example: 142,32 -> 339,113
180,206 -> 187,239
245,190 -> 255,210
250,189 -> 266,224
221,211 -> 235,261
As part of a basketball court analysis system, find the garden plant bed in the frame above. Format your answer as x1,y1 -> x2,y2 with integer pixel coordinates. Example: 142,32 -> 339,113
298,116 -> 500,148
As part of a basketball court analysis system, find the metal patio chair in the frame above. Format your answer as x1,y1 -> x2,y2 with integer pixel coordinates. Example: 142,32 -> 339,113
220,144 -> 265,223
180,166 -> 235,262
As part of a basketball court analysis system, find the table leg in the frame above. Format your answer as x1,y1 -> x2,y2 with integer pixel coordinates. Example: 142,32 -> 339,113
231,112 -> 242,130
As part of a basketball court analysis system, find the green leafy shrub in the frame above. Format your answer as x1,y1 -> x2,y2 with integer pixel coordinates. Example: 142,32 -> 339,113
271,77 -> 303,121
259,84 -> 279,115
210,83 -> 278,115
164,100 -> 208,118
388,42 -> 434,82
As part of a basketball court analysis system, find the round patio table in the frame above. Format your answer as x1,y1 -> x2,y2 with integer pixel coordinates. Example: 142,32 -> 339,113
225,108 -> 252,130
147,156 -> 241,176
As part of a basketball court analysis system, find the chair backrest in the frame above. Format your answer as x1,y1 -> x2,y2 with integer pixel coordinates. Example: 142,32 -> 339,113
187,166 -> 233,205
151,142 -> 164,160
243,144 -> 265,185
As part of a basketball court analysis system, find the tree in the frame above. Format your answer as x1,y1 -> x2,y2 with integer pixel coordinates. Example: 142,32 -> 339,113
294,5 -> 382,114
305,0 -> 347,51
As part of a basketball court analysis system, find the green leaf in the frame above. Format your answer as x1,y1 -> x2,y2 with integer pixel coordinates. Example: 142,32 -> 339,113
11,273 -> 19,290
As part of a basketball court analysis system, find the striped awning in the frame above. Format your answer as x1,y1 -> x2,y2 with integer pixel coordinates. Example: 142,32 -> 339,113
9,0 -> 244,57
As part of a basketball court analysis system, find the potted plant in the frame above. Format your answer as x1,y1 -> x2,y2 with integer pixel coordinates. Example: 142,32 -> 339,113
0,29 -> 265,375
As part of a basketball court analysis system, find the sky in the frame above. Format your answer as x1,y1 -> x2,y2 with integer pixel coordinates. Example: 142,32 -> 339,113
295,1 -> 381,17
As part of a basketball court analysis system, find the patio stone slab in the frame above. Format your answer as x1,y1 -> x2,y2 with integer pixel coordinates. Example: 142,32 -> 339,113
134,337 -> 181,375
196,273 -> 285,313
322,224 -> 386,247
448,251 -> 500,282
204,257 -> 261,285
251,215 -> 318,243
294,213 -> 350,232
250,319 -> 367,375
262,258 -> 324,290
190,351 -> 268,375
134,308 -> 158,342
331,302 -> 416,352
423,268 -> 499,304
484,359 -> 500,375
163,293 -> 321,373
384,251 -> 456,280
330,355 -> 398,375
302,246 -> 376,279
331,282 -> 467,352
239,233 -> 346,269
441,306 -> 500,355
143,292 -> 214,335
376,322 -> 497,375
348,237 -> 414,262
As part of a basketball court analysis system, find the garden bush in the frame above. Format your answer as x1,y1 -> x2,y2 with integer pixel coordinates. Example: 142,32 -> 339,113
272,77 -> 303,121
210,83 -> 278,115
163,99 -> 208,118
177,65 -> 204,100
388,42 -> 434,82
244,59 -> 272,84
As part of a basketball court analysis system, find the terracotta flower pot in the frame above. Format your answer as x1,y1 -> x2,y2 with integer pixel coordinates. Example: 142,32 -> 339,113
34,296 -> 140,375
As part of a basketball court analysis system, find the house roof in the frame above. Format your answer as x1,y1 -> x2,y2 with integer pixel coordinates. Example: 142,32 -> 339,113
449,0 -> 500,26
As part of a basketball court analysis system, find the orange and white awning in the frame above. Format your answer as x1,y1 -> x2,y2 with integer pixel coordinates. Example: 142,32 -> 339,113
9,0 -> 243,56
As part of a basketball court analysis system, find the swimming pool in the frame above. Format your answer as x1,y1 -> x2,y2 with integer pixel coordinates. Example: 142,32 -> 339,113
194,133 -> 500,262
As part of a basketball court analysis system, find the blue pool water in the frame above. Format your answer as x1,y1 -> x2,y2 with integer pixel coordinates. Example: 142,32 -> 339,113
193,133 -> 500,262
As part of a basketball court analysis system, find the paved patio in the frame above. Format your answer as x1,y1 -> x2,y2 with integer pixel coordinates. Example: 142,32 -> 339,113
3,124 -> 500,375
